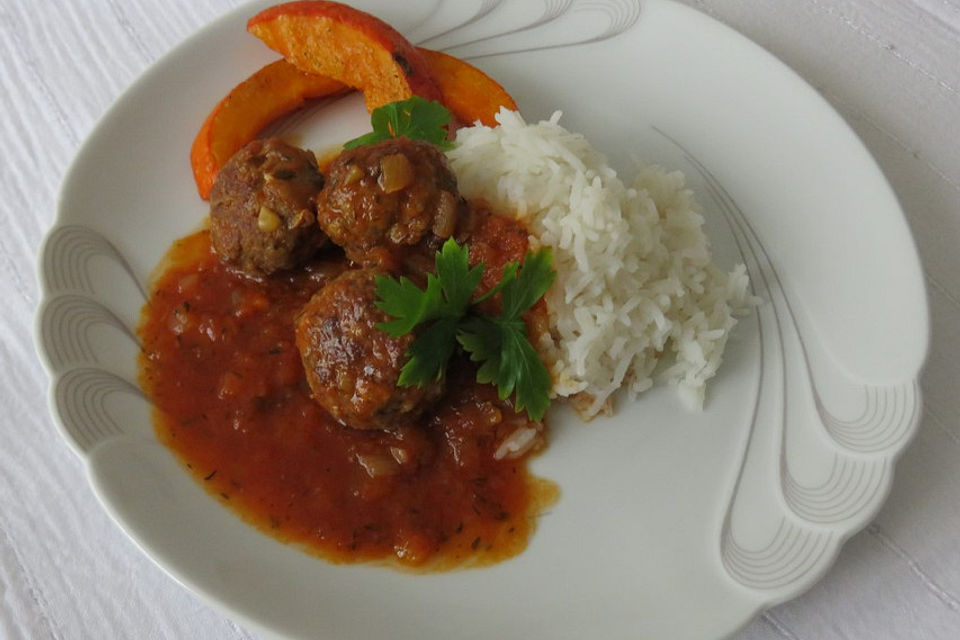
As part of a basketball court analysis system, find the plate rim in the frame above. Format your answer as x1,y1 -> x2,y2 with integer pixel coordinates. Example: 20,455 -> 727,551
34,1 -> 930,638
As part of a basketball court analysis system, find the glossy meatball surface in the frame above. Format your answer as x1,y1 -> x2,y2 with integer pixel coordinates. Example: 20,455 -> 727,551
316,138 -> 461,269
295,268 -> 444,431
210,138 -> 327,277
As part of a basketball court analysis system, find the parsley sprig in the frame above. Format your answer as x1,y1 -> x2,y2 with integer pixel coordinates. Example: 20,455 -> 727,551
374,238 -> 555,421
344,96 -> 453,150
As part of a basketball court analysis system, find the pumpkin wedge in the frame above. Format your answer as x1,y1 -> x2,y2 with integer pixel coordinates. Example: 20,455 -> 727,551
190,59 -> 348,199
247,1 -> 441,111
418,48 -> 516,127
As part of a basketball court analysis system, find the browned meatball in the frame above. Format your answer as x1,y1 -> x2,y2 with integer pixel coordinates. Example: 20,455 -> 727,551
316,138 -> 462,269
295,268 -> 444,430
210,138 -> 327,277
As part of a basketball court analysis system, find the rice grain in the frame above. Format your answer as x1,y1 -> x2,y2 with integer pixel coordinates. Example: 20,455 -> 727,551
448,109 -> 751,418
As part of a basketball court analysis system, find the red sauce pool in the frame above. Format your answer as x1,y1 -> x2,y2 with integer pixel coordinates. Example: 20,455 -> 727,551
138,213 -> 556,569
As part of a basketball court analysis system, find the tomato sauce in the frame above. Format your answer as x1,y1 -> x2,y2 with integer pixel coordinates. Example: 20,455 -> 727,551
138,213 -> 556,569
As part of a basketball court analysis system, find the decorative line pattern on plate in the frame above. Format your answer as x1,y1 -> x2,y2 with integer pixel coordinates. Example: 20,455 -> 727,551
416,0 -> 577,48
782,455 -> 887,524
817,383 -> 920,453
54,367 -> 146,453
413,0 -> 641,59
731,184 -> 919,455
407,0 -> 506,47
654,128 -> 919,591
260,92 -> 357,139
41,224 -> 146,300
39,224 -> 150,453
39,294 -> 140,370
721,518 -> 834,589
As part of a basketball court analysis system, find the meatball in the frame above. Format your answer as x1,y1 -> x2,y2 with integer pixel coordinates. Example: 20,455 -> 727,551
316,138 -> 463,269
210,138 -> 327,277
295,268 -> 444,430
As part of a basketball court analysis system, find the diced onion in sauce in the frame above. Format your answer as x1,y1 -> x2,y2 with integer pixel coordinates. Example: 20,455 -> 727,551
257,205 -> 281,232
378,153 -> 414,193
356,452 -> 400,478
432,191 -> 458,238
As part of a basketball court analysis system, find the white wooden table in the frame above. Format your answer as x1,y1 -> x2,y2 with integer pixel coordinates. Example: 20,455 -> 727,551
3,1 -> 958,638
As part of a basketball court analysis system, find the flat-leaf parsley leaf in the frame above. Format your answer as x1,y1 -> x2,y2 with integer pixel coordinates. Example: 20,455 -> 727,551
344,96 -> 453,150
458,248 -> 555,420
375,239 -> 483,385
375,238 -> 555,421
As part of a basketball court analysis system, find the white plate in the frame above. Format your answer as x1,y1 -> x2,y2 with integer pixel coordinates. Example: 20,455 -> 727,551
36,1 -> 928,638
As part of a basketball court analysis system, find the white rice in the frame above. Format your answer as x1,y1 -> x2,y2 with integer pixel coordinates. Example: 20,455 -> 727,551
447,109 -> 751,418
